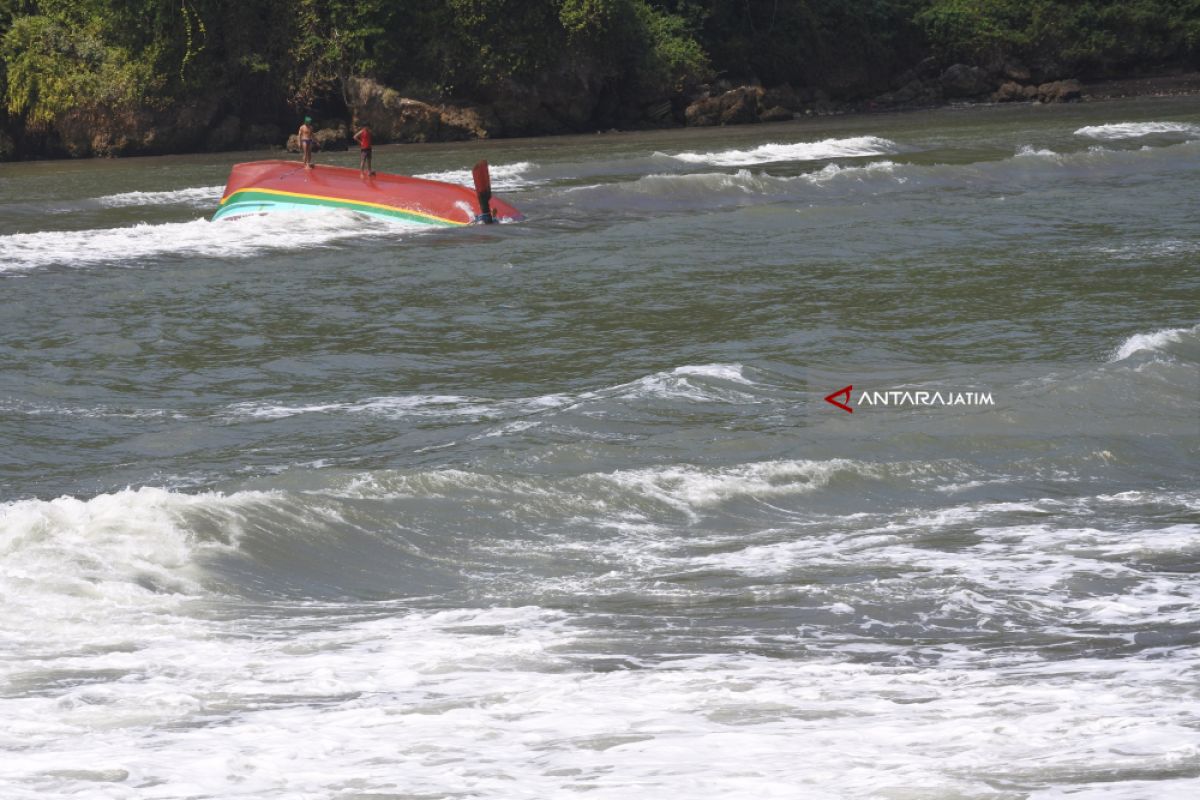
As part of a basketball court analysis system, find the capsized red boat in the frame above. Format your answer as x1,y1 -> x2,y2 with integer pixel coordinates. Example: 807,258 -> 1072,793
211,159 -> 522,226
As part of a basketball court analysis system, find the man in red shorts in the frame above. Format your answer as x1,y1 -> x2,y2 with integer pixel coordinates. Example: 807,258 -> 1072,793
353,124 -> 374,177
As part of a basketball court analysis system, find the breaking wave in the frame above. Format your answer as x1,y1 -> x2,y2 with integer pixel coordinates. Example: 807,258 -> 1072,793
94,185 -> 224,208
1014,144 -> 1062,159
0,487 -> 274,612
659,136 -> 900,166
1109,323 -> 1200,362
226,363 -> 759,422
0,211 -> 430,272
1075,121 -> 1200,140
556,136 -> 1200,219
416,161 -> 538,190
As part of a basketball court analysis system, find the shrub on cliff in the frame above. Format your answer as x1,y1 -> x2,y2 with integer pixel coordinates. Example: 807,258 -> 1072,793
559,0 -> 709,95
1,11 -> 158,128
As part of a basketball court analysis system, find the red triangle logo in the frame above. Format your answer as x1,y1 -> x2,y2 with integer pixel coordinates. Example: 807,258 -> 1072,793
825,385 -> 854,413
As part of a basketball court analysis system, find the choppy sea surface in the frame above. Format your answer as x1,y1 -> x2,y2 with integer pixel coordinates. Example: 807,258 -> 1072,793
1,98 -> 1198,799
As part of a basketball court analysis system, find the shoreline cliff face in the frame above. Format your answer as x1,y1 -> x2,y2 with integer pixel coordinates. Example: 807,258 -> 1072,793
1,1 -> 1197,161
7,70 -> 1199,164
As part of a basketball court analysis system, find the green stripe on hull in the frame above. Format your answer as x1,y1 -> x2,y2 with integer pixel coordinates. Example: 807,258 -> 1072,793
212,190 -> 462,226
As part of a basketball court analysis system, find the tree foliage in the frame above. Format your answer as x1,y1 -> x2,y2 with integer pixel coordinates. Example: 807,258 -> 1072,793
1,1 -> 1198,148
918,0 -> 1200,73
1,7 -> 159,127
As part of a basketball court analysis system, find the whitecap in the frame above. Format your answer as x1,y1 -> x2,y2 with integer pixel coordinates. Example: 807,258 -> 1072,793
227,392 -> 571,422
803,160 -> 900,183
227,363 -> 757,422
1109,323 -> 1200,362
1075,121 -> 1200,140
604,458 -> 876,519
0,486 -> 276,630
94,185 -> 224,208
0,211 -> 427,272
1014,144 -> 1061,159
618,169 -> 778,196
416,160 -> 538,190
660,136 -> 900,166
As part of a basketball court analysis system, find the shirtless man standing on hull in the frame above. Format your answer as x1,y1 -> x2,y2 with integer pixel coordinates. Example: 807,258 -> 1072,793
299,116 -> 315,169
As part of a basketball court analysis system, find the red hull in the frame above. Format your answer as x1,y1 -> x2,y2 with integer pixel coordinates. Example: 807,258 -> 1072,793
213,160 -> 523,225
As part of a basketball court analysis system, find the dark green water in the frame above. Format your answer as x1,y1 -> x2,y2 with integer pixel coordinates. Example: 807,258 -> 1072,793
1,97 -> 1198,798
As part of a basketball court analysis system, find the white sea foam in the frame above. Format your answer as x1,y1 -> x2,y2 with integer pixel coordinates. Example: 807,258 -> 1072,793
621,169 -> 780,196
231,393 -> 477,420
0,398 -> 183,420
0,487 -> 275,663
1075,121 -> 1200,140
0,487 -> 270,601
0,211 -> 427,272
606,458 -> 872,517
3,477 -> 1199,797
312,457 -> 877,525
94,185 -> 224,208
671,363 -> 753,384
229,392 -> 573,422
1109,323 -> 1199,362
416,160 -> 537,190
607,363 -> 757,403
803,160 -> 901,182
625,161 -> 903,195
228,363 -> 757,422
661,136 -> 900,166
3,601 -> 1197,799
1015,144 -> 1061,159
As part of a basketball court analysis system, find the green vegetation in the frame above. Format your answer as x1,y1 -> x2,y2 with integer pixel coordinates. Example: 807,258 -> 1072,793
0,1 -> 1197,157
917,0 -> 1200,74
2,9 -> 158,127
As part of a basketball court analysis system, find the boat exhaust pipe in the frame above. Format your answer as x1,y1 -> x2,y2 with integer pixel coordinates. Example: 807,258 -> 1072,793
472,160 -> 495,224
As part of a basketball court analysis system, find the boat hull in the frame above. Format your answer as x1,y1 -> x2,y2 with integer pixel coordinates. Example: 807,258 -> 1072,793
212,160 -> 522,225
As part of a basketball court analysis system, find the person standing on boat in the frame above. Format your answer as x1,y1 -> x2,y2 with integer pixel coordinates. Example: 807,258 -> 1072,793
353,124 -> 374,177
299,116 -> 315,169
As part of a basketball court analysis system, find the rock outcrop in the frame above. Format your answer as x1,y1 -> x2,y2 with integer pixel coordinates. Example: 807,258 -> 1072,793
315,124 -> 350,151
684,86 -> 769,126
939,64 -> 993,98
993,81 -> 1027,102
690,86 -> 764,126
1035,79 -> 1083,103
345,77 -> 492,143
47,98 -> 224,157
993,77 -> 1083,103
286,123 -> 349,153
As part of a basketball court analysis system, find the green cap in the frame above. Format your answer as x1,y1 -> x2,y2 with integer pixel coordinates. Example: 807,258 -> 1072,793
304,116 -> 312,123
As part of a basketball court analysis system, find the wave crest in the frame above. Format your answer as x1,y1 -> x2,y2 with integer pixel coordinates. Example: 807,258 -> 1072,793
416,161 -> 537,190
228,363 -> 758,422
1109,324 -> 1200,362
0,487 -> 275,605
0,212 -> 428,272
659,136 -> 899,166
1075,121 -> 1200,140
95,185 -> 224,208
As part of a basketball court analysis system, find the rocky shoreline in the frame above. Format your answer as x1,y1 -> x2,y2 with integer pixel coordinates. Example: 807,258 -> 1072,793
285,69 -> 1200,157
4,69 -> 1199,163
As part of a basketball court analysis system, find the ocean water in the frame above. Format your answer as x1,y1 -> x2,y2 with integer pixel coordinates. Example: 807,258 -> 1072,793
1,97 -> 1198,799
